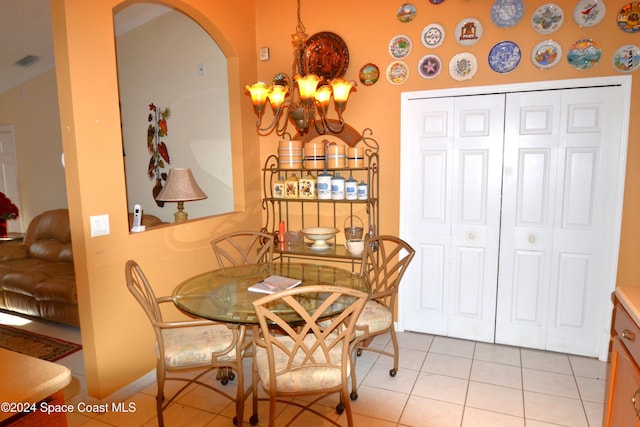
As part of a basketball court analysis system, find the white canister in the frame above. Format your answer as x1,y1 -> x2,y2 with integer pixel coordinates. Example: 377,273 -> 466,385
331,172 -> 345,200
317,171 -> 333,200
345,175 -> 358,200
357,180 -> 368,200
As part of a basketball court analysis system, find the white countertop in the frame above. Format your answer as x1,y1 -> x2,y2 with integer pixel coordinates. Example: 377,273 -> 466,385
615,285 -> 640,327
0,348 -> 71,422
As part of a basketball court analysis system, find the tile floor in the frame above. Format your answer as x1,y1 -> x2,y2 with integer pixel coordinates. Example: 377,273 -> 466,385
1,311 -> 609,426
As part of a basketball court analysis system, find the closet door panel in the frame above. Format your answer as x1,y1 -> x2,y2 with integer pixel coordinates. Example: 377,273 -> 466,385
546,86 -> 623,356
496,91 -> 561,348
448,95 -> 504,342
401,97 -> 455,335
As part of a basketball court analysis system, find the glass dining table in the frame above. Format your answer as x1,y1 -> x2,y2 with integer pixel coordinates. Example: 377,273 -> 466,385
171,262 -> 368,425
172,262 -> 368,325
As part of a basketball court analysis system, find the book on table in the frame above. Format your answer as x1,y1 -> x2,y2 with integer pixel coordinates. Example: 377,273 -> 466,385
248,275 -> 302,294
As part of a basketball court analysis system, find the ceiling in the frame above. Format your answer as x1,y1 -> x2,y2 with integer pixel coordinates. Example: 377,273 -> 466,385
0,0 -> 170,94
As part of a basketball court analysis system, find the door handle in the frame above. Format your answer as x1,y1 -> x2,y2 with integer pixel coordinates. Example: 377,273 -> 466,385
632,387 -> 640,418
528,235 -> 536,243
623,329 -> 636,342
468,233 -> 475,240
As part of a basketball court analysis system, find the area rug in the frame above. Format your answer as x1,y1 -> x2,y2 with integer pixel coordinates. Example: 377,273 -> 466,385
0,324 -> 82,361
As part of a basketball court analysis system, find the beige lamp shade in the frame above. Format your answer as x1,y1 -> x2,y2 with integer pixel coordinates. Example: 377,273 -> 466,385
155,168 -> 207,222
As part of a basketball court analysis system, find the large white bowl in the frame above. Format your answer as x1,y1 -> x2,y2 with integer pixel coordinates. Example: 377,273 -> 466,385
301,227 -> 339,249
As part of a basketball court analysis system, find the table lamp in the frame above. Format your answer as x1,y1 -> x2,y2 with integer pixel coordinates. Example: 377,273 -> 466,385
155,168 -> 207,222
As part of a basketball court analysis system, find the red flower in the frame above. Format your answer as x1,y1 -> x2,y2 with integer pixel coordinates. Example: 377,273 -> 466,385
0,193 -> 19,219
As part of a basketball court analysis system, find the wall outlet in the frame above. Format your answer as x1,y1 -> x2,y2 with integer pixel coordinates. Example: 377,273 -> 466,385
198,62 -> 206,76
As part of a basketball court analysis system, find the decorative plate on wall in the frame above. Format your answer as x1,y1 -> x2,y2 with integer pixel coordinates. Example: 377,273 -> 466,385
573,0 -> 606,27
455,18 -> 483,46
449,52 -> 478,81
488,41 -> 521,73
531,40 -> 562,69
532,3 -> 564,34
566,38 -> 602,70
386,61 -> 409,84
612,44 -> 640,72
491,0 -> 525,28
617,2 -> 640,33
421,24 -> 445,48
272,73 -> 290,89
429,0 -> 446,4
418,54 -> 443,79
359,63 -> 380,85
301,32 -> 349,80
397,3 -> 417,22
389,35 -> 412,59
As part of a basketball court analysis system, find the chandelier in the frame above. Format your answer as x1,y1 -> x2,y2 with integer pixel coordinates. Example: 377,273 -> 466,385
245,0 -> 356,136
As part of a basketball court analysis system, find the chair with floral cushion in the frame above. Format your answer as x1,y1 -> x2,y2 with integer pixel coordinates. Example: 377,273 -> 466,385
251,285 -> 368,427
125,260 -> 252,427
211,230 -> 274,268
348,235 -> 415,401
210,230 -> 274,384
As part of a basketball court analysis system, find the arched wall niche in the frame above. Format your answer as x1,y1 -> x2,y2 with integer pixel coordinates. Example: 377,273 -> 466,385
114,0 -> 242,226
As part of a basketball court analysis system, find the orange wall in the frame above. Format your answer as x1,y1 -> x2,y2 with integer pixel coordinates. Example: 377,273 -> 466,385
51,0 -> 260,398
52,0 -> 640,398
255,0 -> 640,289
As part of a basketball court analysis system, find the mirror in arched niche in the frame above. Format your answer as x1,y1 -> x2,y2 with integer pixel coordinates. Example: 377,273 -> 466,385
114,3 -> 234,226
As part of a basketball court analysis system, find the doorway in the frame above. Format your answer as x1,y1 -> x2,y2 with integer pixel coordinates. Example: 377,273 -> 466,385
399,77 -> 631,360
0,125 -> 22,233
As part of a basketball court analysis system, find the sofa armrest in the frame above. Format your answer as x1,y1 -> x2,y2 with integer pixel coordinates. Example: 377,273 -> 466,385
0,243 -> 28,261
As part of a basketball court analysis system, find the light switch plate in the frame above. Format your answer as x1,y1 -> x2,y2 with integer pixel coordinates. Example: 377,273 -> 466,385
90,214 -> 110,237
259,47 -> 270,61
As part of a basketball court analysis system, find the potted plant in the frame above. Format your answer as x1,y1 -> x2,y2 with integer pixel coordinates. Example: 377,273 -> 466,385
0,192 -> 19,238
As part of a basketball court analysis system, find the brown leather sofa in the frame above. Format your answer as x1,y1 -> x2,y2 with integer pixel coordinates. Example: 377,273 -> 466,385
0,209 -> 78,326
0,209 -> 167,327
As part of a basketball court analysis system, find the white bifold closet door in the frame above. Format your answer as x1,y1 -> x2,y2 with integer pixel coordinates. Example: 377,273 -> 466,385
495,86 -> 623,357
400,93 -> 505,343
400,84 -> 626,358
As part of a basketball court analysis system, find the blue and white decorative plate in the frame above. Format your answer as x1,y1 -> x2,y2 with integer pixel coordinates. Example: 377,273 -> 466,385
488,41 -> 521,73
531,40 -> 562,69
573,0 -> 606,27
532,3 -> 564,34
418,54 -> 443,79
389,35 -> 412,59
612,44 -> 640,73
421,24 -> 445,48
491,0 -> 525,28
567,38 -> 602,70
449,52 -> 477,81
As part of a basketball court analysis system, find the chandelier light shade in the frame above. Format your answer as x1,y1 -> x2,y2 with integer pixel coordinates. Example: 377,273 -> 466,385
155,168 -> 207,222
245,0 -> 356,137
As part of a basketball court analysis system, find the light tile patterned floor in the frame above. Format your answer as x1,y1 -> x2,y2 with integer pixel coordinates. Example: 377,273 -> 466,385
1,312 -> 608,426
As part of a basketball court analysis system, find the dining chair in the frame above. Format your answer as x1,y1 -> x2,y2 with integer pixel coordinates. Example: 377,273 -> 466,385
349,235 -> 415,401
251,285 -> 368,427
211,230 -> 275,268
125,260 -> 251,427
210,230 -> 275,384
